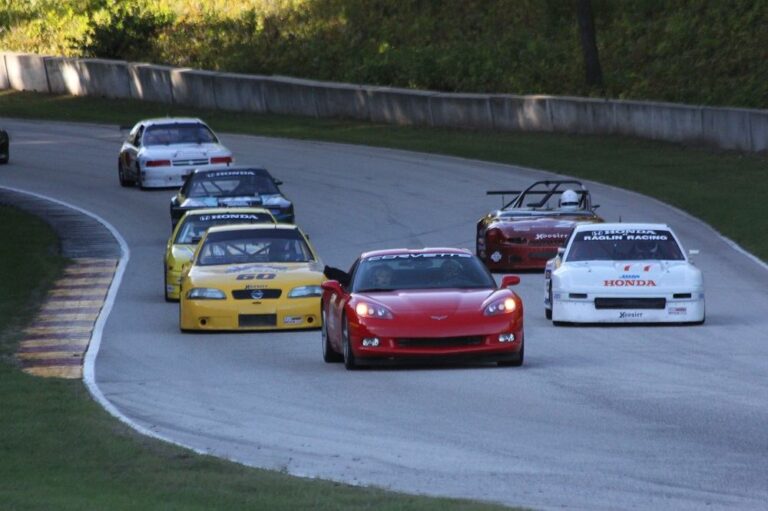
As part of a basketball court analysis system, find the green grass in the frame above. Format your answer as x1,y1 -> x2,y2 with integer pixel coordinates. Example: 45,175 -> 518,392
2,89 -> 766,262
0,204 -> 512,510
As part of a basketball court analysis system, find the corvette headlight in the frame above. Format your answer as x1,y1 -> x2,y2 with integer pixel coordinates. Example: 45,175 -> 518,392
187,288 -> 226,300
484,297 -> 517,316
288,285 -> 322,298
355,302 -> 393,319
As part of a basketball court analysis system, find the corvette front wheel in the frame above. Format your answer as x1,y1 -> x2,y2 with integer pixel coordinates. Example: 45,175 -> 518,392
341,316 -> 359,370
322,308 -> 342,363
498,339 -> 524,367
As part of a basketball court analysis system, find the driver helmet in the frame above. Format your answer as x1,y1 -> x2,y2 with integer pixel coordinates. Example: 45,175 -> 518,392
559,189 -> 580,210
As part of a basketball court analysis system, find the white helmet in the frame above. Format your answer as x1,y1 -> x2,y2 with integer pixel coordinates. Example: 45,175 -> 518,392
559,189 -> 580,210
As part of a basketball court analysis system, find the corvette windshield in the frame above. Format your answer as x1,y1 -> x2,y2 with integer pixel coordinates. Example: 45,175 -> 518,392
174,213 -> 275,244
187,173 -> 279,198
196,229 -> 312,265
352,253 -> 496,292
566,229 -> 685,261
143,123 -> 217,145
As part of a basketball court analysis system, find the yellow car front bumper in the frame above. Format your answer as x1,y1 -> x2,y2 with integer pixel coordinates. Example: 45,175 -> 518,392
179,295 -> 321,331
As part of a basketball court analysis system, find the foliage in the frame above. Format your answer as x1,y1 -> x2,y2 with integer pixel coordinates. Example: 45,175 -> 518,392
1,0 -> 766,107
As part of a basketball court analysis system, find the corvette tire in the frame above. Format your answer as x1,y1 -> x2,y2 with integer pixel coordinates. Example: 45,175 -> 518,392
322,307 -> 342,363
342,316 -> 359,370
498,338 -> 524,367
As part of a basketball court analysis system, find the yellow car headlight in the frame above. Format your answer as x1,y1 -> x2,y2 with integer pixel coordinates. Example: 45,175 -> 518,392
187,288 -> 226,300
288,285 -> 322,298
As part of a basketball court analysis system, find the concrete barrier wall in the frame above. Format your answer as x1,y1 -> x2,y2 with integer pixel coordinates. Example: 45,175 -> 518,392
548,96 -> 615,135
429,93 -> 493,129
4,52 -> 49,92
214,72 -> 267,113
366,87 -> 436,125
749,111 -> 768,153
128,63 -> 174,104
1,51 -> 766,153
262,76 -> 319,117
314,81 -> 369,120
490,95 -> 552,132
0,55 -> 9,90
171,68 -> 218,109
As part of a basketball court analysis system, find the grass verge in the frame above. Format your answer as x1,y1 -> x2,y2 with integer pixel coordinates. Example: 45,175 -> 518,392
0,204 -> 512,510
1,89 -> 766,262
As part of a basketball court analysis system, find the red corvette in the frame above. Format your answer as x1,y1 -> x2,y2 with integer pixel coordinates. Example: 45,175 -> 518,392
476,180 -> 603,271
321,248 -> 524,370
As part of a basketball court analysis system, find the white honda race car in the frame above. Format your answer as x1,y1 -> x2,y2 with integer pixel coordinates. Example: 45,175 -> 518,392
544,223 -> 705,325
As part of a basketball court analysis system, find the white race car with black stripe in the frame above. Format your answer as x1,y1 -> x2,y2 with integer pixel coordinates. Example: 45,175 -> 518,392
544,223 -> 705,325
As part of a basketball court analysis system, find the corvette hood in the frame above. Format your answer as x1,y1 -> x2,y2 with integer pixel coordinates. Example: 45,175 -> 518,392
557,261 -> 703,291
360,289 -> 498,315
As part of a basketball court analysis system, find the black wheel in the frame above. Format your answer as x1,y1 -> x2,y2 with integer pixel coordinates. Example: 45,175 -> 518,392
545,282 -> 552,320
118,159 -> 130,187
322,307 -> 342,363
163,264 -> 175,303
341,315 -> 359,370
136,164 -> 147,190
498,337 -> 524,367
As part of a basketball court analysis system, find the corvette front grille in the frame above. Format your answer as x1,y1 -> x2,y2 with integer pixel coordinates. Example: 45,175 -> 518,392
594,298 -> 666,310
396,336 -> 484,348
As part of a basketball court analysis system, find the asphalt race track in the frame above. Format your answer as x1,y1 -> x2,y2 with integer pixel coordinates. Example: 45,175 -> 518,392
2,117 -> 768,511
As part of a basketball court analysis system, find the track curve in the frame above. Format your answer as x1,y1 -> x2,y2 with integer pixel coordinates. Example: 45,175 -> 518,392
2,117 -> 768,511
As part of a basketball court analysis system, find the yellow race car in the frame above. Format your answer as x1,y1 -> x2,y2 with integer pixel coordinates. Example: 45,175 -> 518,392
164,208 -> 276,301
179,224 -> 324,331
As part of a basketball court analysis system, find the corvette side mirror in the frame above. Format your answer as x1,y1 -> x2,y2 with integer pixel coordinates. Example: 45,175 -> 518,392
557,247 -> 566,257
321,280 -> 343,294
181,262 -> 192,274
501,275 -> 520,287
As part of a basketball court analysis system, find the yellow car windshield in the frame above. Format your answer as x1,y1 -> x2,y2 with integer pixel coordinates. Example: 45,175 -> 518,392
197,231 -> 313,265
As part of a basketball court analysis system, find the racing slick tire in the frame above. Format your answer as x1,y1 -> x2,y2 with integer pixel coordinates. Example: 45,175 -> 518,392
498,338 -> 524,367
163,264 -> 175,303
118,159 -> 134,187
322,307 -> 343,363
136,164 -> 147,190
545,283 -> 553,320
341,315 -> 359,370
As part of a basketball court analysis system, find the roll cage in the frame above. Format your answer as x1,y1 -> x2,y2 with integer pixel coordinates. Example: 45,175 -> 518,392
486,180 -> 597,211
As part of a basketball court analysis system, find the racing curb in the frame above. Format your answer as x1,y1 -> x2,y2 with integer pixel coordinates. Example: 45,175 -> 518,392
0,187 -> 122,378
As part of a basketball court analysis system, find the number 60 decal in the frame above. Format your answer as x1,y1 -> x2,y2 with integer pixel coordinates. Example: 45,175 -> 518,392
236,273 -> 277,280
